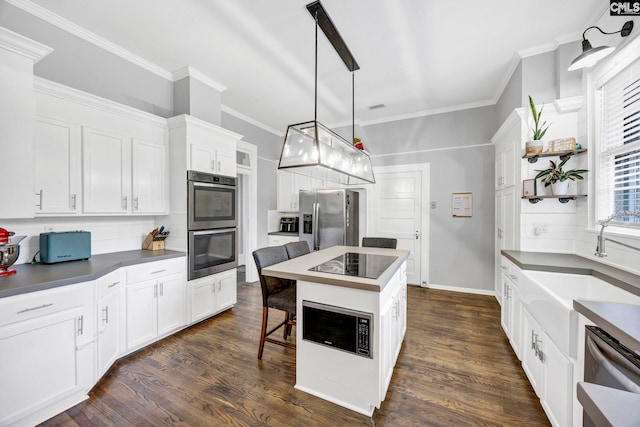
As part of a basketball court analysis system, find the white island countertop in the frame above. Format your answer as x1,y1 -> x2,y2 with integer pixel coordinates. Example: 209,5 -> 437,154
261,245 -> 410,292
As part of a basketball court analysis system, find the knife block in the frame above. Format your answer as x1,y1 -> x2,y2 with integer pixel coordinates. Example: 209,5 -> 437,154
142,234 -> 165,251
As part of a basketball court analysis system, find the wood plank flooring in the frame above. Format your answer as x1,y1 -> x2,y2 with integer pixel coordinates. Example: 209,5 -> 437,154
40,276 -> 549,426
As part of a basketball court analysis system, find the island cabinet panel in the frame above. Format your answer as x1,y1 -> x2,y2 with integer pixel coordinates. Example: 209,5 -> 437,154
0,282 -> 95,427
294,258 -> 407,417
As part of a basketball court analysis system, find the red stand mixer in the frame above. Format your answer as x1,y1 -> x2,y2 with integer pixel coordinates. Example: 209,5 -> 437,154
0,228 -> 21,276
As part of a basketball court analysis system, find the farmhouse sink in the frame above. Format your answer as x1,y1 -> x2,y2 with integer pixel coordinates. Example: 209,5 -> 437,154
520,270 -> 640,357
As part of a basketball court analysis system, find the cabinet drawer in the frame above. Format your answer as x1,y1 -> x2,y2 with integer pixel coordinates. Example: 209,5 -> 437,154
126,257 -> 185,284
0,282 -> 90,327
97,269 -> 123,299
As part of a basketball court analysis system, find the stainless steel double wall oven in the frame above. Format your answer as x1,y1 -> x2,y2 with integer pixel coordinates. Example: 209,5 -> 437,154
187,170 -> 238,280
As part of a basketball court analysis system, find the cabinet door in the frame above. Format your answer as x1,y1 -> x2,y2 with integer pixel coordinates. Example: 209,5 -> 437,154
189,276 -> 216,324
82,127 -> 131,213
125,279 -> 157,350
34,117 -> 80,214
97,287 -> 120,376
380,298 -> 395,400
189,143 -> 215,173
0,308 -> 83,426
521,309 -> 543,397
215,148 -> 236,177
502,143 -> 516,188
215,269 -> 237,311
132,138 -> 166,214
157,274 -> 185,337
292,175 -> 311,210
500,275 -> 512,336
540,330 -> 573,427
510,281 -> 522,360
277,171 -> 296,211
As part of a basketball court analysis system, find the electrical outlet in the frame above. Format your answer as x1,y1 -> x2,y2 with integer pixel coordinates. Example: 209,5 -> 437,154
533,223 -> 548,235
44,225 -> 55,232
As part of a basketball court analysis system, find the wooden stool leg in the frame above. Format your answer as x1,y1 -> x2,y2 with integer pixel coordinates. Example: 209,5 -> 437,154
258,307 -> 269,360
283,311 -> 290,339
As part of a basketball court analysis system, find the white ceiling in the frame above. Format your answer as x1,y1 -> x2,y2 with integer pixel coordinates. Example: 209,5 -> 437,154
27,0 -> 605,133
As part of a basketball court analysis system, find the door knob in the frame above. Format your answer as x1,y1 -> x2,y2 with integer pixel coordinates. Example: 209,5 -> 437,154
415,230 -> 419,240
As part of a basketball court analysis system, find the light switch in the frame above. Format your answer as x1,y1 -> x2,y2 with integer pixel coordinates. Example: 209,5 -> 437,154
431,201 -> 436,209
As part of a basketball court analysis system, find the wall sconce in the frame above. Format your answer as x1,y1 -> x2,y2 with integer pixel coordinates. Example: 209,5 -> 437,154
568,20 -> 634,71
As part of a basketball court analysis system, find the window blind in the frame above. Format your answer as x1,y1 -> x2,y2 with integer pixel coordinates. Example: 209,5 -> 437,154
597,59 -> 640,225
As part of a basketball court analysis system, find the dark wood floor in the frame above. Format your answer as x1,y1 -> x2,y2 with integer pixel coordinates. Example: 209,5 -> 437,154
40,275 -> 549,426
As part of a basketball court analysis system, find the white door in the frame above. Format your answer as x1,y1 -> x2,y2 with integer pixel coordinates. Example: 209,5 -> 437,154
368,164 -> 429,286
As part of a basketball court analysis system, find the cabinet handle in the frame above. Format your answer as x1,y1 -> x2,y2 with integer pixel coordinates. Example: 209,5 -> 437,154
500,265 -> 508,270
17,303 -> 53,314
102,306 -> 109,324
218,282 -> 222,292
122,196 -> 128,210
217,161 -> 221,171
77,315 -> 84,336
535,336 -> 544,362
509,274 -> 518,281
133,197 -> 139,211
71,193 -> 77,210
531,330 -> 537,351
160,283 -> 164,297
211,161 -> 216,171
108,281 -> 120,288
151,269 -> 167,275
35,190 -> 43,210
154,284 -> 158,298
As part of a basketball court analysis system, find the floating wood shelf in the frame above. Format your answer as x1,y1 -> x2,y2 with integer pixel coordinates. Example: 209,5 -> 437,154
522,194 -> 587,204
523,149 -> 587,164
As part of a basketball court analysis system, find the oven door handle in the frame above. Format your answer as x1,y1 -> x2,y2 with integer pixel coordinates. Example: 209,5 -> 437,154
191,228 -> 235,236
587,336 -> 640,393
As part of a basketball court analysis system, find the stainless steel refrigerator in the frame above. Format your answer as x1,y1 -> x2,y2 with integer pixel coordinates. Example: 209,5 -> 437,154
299,189 -> 359,251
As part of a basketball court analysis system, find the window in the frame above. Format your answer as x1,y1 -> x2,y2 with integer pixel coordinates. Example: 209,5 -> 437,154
596,58 -> 640,226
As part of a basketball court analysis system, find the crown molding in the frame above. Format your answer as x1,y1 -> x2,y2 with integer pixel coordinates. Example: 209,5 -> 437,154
7,0 -> 174,80
172,66 -> 227,91
34,77 -> 167,126
221,105 -> 283,137
0,25 -> 52,62
167,114 -> 243,141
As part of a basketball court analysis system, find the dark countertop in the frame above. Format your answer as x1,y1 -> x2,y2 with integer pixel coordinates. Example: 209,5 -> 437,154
268,231 -> 299,237
501,250 -> 640,297
0,249 -> 185,299
573,300 -> 640,355
578,382 -> 640,427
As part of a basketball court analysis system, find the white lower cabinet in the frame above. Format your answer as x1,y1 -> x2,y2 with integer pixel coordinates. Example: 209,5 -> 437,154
96,270 -> 123,377
500,259 -> 522,359
521,308 -> 573,427
0,282 -> 95,427
189,269 -> 237,324
380,267 -> 407,401
267,234 -> 299,246
125,259 -> 186,352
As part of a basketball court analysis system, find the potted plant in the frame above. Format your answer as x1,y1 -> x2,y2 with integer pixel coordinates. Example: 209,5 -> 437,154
526,95 -> 550,155
534,157 -> 587,195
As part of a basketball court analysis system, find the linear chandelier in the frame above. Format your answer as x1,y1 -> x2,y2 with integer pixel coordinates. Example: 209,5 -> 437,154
278,0 -> 375,185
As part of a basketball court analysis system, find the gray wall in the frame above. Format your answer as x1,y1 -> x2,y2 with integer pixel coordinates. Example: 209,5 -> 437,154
497,62 -> 522,126
0,3 -> 173,117
222,111 -> 281,250
343,108 -> 497,291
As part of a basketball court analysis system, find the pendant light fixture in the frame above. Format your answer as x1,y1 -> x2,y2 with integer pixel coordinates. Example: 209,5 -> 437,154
568,21 -> 634,71
278,1 -> 375,185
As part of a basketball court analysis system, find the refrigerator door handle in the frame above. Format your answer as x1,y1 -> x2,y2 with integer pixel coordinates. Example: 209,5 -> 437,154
313,202 -> 320,250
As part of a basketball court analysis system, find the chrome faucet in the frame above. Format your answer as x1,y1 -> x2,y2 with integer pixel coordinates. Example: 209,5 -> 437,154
595,211 -> 640,257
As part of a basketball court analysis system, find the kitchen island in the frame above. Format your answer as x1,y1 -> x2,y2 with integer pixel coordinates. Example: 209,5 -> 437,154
262,245 -> 410,416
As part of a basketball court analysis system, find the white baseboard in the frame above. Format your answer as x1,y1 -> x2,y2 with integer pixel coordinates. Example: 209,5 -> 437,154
422,283 -> 496,297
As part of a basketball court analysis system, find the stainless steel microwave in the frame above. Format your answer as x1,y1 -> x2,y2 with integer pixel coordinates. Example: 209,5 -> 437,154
187,170 -> 237,231
302,300 -> 373,359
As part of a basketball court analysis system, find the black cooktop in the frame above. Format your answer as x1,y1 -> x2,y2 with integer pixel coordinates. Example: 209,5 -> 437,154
309,252 -> 398,279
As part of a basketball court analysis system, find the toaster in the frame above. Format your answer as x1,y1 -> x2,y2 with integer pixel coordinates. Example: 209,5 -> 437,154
39,231 -> 91,264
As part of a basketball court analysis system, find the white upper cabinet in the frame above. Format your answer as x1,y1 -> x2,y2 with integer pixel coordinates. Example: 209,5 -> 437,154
170,115 -> 241,178
0,28 -> 51,219
82,127 -> 132,214
277,171 -> 311,211
34,117 -> 80,215
132,138 -> 166,214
